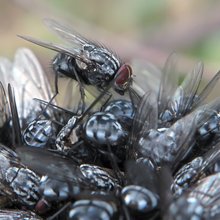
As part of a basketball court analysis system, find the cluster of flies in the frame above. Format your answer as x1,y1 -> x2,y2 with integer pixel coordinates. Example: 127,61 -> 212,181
0,19 -> 220,220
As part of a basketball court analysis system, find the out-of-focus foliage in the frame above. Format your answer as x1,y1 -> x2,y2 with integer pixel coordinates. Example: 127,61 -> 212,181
1,0 -> 220,77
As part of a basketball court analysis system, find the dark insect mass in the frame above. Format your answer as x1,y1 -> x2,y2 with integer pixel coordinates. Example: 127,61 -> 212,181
1,18 -> 220,219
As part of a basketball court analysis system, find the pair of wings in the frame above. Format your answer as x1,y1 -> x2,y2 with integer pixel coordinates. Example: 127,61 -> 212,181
167,171 -> 220,219
0,48 -> 52,124
158,54 -> 220,125
0,47 -> 83,130
19,18 -> 120,70
128,92 -> 220,168
173,142 -> 220,195
20,19 -> 160,102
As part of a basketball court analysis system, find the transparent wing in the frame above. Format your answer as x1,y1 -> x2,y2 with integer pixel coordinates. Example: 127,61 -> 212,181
125,160 -> 158,193
0,143 -> 21,167
5,48 -> 54,121
8,84 -> 22,146
138,103 -> 211,167
0,83 -> 13,147
172,98 -> 220,170
195,97 -> 220,128
135,92 -> 158,133
158,53 -> 179,114
53,77 -> 82,111
0,82 -> 10,128
13,48 -> 51,100
44,18 -> 119,60
187,143 -> 220,182
171,62 -> 203,116
18,35 -> 88,64
167,111 -> 199,169
128,92 -> 158,159
20,18 -> 122,69
130,58 -> 162,97
44,18 -> 92,47
188,172 -> 220,215
16,146 -> 87,185
0,58 -> 13,87
195,70 -> 220,106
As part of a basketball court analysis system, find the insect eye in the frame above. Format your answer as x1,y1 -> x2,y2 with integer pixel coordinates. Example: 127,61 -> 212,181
114,64 -> 132,91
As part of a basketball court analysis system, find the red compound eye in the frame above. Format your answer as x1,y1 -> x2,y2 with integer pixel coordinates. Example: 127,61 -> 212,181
114,64 -> 132,92
35,199 -> 51,214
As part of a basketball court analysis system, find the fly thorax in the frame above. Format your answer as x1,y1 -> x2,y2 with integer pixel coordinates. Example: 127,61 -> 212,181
80,164 -> 121,191
69,199 -> 117,220
83,112 -> 128,147
121,185 -> 159,213
172,157 -> 203,196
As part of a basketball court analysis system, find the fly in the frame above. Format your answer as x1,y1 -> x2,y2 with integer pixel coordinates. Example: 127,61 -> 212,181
167,172 -> 220,220
0,144 -> 41,208
55,77 -> 130,152
18,19 -> 133,111
0,48 -> 53,126
172,143 -> 220,196
120,160 -> 160,219
158,54 -> 220,127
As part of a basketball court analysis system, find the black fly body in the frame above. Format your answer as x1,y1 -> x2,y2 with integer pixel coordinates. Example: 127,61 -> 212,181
158,54 -> 220,127
167,172 -> 220,220
0,144 -> 41,208
172,143 -> 220,196
19,19 -> 133,112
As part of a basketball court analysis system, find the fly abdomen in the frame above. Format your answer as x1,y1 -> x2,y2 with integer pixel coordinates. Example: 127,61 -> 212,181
5,166 -> 41,207
23,119 -> 54,148
68,199 -> 117,220
38,175 -> 80,202
196,113 -> 220,142
172,157 -> 204,196
121,185 -> 159,214
82,112 -> 128,147
80,164 -> 121,191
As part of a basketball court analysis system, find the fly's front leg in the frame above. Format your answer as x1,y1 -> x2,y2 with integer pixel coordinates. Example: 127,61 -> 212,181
55,116 -> 78,151
76,82 -> 86,115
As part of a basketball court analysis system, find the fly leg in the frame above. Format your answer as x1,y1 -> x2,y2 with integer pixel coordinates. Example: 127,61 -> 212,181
33,72 -> 59,123
71,67 -> 86,115
55,115 -> 78,151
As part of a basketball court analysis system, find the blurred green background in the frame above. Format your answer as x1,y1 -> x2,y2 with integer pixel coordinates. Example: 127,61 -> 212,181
1,0 -> 220,80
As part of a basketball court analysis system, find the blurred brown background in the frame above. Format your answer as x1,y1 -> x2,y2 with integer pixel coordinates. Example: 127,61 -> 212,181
1,0 -> 220,81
